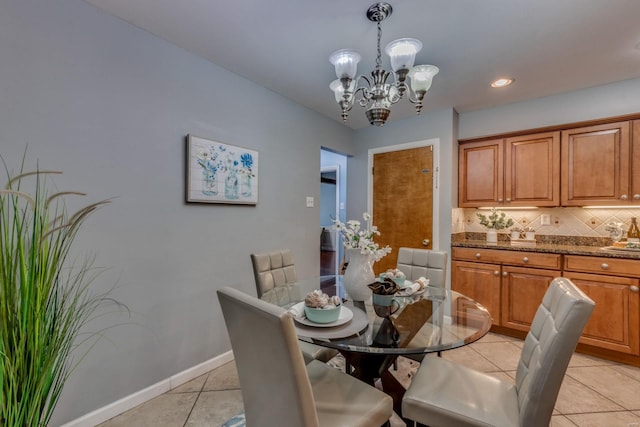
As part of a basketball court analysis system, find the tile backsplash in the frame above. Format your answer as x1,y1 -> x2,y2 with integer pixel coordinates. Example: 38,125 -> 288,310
453,207 -> 640,240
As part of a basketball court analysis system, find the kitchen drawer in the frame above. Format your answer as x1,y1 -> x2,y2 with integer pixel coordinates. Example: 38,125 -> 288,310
452,247 -> 562,269
564,255 -> 640,277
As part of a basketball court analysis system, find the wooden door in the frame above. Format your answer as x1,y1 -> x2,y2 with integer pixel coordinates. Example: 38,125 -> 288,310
372,146 -> 433,274
458,139 -> 504,207
501,266 -> 557,332
563,272 -> 639,355
505,132 -> 560,206
561,121 -> 630,206
451,260 -> 501,326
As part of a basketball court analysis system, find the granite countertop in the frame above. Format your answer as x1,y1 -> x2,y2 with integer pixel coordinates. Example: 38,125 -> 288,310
452,239 -> 640,260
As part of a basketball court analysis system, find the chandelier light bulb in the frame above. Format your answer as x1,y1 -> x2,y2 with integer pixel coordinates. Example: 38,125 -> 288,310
385,38 -> 422,72
330,79 -> 355,103
409,65 -> 439,93
329,49 -> 361,80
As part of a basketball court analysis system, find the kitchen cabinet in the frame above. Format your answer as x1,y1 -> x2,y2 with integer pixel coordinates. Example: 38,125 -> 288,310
563,255 -> 640,355
458,139 -> 502,207
451,248 -> 562,329
458,132 -> 560,207
561,121 -> 632,206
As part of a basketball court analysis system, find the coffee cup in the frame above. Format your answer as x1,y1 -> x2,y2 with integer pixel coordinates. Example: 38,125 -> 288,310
372,293 -> 401,318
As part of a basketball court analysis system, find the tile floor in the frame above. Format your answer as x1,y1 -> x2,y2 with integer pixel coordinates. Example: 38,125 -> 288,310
98,333 -> 640,427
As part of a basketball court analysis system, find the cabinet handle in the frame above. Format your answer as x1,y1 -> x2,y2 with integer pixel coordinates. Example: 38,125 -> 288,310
630,286 -> 639,292
601,263 -> 609,270
506,198 -> 511,203
522,257 -> 529,263
494,271 -> 500,276
634,194 -> 640,200
475,253 -> 481,259
498,198 -> 503,203
620,194 -> 628,200
502,271 -> 508,277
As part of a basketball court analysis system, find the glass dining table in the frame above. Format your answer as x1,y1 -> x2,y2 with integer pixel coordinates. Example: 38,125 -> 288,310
260,275 -> 492,417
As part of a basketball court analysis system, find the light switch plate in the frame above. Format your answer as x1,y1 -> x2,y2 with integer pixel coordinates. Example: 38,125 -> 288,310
541,214 -> 551,225
306,196 -> 314,208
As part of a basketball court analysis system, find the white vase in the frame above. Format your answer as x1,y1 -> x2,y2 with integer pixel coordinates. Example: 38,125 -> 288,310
343,248 -> 375,302
486,229 -> 498,243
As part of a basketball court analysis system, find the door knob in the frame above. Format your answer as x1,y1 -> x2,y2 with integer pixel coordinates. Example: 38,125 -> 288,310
422,239 -> 430,246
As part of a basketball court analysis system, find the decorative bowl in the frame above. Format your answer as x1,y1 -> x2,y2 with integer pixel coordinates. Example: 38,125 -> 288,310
304,305 -> 341,324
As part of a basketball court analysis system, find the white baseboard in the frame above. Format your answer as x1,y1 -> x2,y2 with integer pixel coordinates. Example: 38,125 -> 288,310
60,351 -> 235,427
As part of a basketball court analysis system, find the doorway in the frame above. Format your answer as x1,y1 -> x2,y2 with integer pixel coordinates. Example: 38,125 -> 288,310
321,148 -> 348,275
368,139 -> 440,274
320,166 -> 340,275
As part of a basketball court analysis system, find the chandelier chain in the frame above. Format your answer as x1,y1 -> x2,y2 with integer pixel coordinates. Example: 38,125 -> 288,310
376,21 -> 382,70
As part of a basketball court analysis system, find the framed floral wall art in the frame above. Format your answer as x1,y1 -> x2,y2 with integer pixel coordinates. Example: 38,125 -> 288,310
186,135 -> 258,204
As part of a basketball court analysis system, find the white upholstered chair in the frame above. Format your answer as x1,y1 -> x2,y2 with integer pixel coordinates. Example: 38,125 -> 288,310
250,249 -> 337,363
396,247 -> 448,362
396,247 -> 448,286
402,277 -> 595,427
218,286 -> 394,427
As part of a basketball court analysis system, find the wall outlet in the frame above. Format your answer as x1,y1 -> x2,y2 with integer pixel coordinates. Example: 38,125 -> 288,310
306,196 -> 314,208
540,214 -> 551,226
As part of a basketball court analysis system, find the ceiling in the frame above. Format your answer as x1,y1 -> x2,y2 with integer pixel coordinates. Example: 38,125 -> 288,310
83,0 -> 640,130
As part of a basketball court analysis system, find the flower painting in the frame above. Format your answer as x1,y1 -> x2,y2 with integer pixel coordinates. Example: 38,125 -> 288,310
187,135 -> 258,204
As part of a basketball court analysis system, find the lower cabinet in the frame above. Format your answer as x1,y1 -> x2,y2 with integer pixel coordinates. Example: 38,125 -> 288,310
452,248 -> 640,364
451,260 -> 501,326
451,248 -> 561,330
501,266 -> 559,332
563,255 -> 640,355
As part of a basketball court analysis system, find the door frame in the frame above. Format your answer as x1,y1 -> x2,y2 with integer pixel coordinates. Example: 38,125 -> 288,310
367,138 -> 441,250
321,164 -> 341,274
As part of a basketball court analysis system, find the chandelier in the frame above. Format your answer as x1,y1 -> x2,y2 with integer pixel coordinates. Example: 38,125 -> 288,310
329,2 -> 439,127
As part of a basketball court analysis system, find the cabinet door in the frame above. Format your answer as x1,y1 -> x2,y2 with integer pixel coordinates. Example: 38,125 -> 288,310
563,272 -> 639,355
561,121 -> 630,206
505,132 -> 560,206
501,266 -> 558,332
632,120 -> 640,204
452,260 -> 501,326
459,139 -> 503,207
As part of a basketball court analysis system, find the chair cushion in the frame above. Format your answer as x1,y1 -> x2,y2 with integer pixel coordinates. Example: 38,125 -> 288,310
307,360 -> 393,427
251,250 -> 298,297
396,247 -> 448,285
402,356 -> 520,427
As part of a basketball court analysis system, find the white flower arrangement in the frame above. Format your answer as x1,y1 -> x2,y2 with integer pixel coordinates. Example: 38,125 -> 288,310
333,212 -> 392,262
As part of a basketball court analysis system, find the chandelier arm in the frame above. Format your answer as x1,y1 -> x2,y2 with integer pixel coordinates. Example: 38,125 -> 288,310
356,74 -> 373,89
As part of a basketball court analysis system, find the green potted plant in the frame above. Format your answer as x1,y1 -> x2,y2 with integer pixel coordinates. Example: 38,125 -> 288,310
476,208 -> 514,243
0,158 -> 118,426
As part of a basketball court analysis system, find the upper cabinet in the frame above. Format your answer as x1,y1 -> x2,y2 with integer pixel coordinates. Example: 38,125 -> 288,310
459,115 -> 640,208
459,132 -> 560,207
561,121 -> 633,206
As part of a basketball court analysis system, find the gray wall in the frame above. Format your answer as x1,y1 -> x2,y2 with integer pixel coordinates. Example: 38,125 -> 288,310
0,0 -> 352,424
458,78 -> 640,139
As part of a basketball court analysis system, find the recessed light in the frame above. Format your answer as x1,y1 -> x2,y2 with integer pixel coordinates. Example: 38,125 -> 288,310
491,78 -> 514,88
